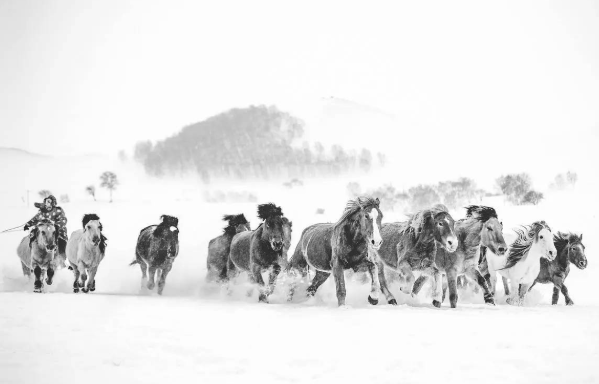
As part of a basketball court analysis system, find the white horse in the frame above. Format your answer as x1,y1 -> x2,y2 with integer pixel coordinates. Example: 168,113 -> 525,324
486,221 -> 556,305
66,214 -> 107,293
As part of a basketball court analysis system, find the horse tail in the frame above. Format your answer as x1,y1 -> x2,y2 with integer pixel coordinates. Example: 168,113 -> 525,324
129,259 -> 139,266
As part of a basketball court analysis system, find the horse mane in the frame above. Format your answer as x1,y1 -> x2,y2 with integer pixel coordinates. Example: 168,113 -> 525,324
502,221 -> 551,269
465,205 -> 498,222
553,231 -> 582,255
222,213 -> 249,235
399,204 -> 448,238
334,196 -> 379,229
152,215 -> 179,237
82,214 -> 101,228
257,203 -> 283,221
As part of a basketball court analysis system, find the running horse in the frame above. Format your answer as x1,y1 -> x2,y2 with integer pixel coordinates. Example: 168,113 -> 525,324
411,205 -> 507,307
16,220 -> 59,292
206,214 -> 251,283
372,204 -> 458,307
228,203 -> 291,303
66,214 -> 107,293
287,197 -> 383,307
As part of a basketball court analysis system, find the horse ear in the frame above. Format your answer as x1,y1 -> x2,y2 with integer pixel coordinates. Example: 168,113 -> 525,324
375,198 -> 380,206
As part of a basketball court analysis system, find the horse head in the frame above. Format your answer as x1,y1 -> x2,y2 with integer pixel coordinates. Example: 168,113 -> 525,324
153,215 -> 179,259
562,232 -> 587,269
257,203 -> 285,252
33,220 -> 57,252
532,221 -> 557,261
431,206 -> 458,253
82,213 -> 103,246
358,197 -> 383,250
466,205 -> 508,256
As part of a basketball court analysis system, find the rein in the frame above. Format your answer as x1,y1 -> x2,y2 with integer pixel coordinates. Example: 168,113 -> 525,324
1,223 -> 28,234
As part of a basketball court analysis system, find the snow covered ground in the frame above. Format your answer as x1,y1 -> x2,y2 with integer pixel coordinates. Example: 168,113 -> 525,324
1,153 -> 598,383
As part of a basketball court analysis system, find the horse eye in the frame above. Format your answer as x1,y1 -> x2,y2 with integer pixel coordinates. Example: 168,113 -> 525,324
540,235 -> 544,239
487,227 -> 493,231
87,225 -> 91,229
437,222 -> 443,227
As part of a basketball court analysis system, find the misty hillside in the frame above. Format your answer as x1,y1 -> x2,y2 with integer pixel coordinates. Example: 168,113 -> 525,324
133,105 -> 385,181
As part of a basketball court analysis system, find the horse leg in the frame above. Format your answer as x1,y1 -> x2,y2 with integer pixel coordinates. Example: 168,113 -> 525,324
266,264 -> 282,298
397,260 -> 415,294
157,264 -> 172,295
446,269 -> 459,308
331,257 -> 347,307
139,260 -> 148,290
560,284 -> 574,306
306,270 -> 330,298
72,267 -> 81,293
427,267 -> 443,308
487,271 -> 497,299
468,268 -> 495,305
411,275 -> 428,297
250,263 -> 268,303
77,261 -> 88,293
376,262 -> 396,305
506,279 -> 520,305
21,262 -> 32,278
147,266 -> 157,290
518,283 -> 530,306
502,276 -> 510,296
45,266 -> 55,286
365,261 -> 380,305
551,275 -> 565,305
87,267 -> 98,293
33,265 -> 43,293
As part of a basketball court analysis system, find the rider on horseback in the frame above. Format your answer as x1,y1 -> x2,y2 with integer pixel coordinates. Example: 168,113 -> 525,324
24,195 -> 68,268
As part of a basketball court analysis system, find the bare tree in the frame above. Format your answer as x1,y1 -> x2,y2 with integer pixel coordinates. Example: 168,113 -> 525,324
85,185 -> 96,201
100,172 -> 119,203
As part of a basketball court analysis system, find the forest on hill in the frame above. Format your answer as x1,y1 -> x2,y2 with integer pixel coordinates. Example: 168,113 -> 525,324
133,105 -> 385,181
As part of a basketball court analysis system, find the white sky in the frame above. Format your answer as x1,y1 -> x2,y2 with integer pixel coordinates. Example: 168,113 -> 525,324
1,0 -> 598,161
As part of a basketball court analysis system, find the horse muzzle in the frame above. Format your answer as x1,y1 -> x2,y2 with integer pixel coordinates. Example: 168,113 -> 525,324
546,250 -> 556,261
46,244 -> 56,252
445,237 -> 458,253
577,260 -> 587,269
271,240 -> 283,251
370,239 -> 382,251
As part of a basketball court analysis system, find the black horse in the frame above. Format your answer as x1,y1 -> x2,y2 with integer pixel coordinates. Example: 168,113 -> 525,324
130,215 -> 180,295
411,205 -> 507,307
373,204 -> 457,307
287,197 -> 383,307
528,232 -> 587,305
228,204 -> 288,303
206,214 -> 250,283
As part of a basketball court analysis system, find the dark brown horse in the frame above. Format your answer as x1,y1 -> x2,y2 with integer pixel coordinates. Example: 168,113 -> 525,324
130,215 -> 180,295
287,197 -> 383,307
373,204 -> 457,307
529,232 -> 586,305
206,214 -> 250,283
411,205 -> 507,307
228,204 -> 290,303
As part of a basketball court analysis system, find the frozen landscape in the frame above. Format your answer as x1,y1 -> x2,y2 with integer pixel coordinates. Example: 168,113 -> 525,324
2,1 -> 598,383
0,151 -> 598,384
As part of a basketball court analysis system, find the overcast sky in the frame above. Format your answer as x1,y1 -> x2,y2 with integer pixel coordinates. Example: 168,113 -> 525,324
1,0 -> 598,161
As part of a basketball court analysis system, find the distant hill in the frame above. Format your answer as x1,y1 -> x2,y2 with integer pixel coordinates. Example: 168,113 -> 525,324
134,105 -> 384,181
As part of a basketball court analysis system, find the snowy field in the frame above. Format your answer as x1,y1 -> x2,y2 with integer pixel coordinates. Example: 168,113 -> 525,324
1,152 -> 598,384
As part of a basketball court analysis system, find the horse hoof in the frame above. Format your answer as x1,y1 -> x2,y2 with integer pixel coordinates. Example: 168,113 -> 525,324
566,301 -> 574,306
368,295 -> 379,305
388,299 -> 398,306
90,286 -> 95,292
432,300 -> 441,308
68,266 -> 73,270
82,288 -> 89,293
45,279 -> 53,286
258,295 -> 269,303
73,287 -> 79,293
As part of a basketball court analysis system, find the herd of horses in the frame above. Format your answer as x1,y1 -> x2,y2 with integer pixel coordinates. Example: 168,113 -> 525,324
15,197 -> 588,307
